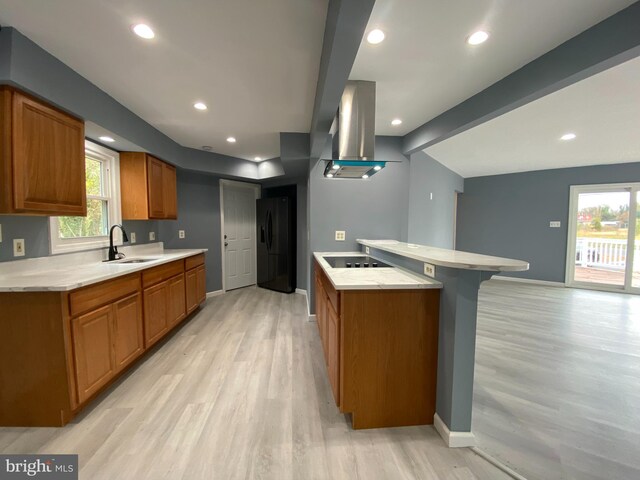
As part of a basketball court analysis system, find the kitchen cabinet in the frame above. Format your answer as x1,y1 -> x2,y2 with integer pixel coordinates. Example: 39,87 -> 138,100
72,305 -> 116,404
0,86 -> 86,215
0,252 -> 206,427
168,273 -> 186,327
314,260 -> 440,429
120,152 -> 178,220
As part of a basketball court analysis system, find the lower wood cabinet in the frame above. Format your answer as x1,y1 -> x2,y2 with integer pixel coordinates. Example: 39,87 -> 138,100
143,281 -> 169,348
72,305 -> 116,405
0,253 -> 206,427
113,293 -> 144,372
314,260 -> 441,430
168,273 -> 187,327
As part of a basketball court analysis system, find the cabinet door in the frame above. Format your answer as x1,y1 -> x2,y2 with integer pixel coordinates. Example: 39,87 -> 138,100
72,305 -> 115,404
327,301 -> 340,406
185,268 -> 199,314
168,273 -> 186,327
113,293 -> 144,373
163,163 -> 177,219
315,276 -> 325,341
147,156 -> 165,219
196,265 -> 206,304
143,281 -> 169,347
12,92 -> 86,215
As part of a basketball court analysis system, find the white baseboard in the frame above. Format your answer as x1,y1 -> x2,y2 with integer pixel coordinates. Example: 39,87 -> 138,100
434,413 -> 476,448
492,275 -> 565,288
308,314 -> 316,322
206,290 -> 224,298
295,288 -> 307,295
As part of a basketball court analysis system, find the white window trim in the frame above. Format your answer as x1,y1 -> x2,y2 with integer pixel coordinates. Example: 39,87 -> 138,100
49,140 -> 122,255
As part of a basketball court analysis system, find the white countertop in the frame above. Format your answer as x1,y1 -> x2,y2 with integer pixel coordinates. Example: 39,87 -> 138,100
314,252 -> 442,290
357,239 -> 529,272
0,245 -> 207,292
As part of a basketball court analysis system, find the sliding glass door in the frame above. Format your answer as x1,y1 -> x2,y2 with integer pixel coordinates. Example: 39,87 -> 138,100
566,183 -> 639,293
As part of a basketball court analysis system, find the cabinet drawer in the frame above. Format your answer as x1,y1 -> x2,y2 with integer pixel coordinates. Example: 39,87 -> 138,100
69,274 -> 140,317
185,253 -> 205,270
142,260 -> 184,288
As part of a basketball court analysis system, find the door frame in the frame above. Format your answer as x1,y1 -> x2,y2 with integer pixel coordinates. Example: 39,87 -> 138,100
565,182 -> 639,294
219,179 -> 261,292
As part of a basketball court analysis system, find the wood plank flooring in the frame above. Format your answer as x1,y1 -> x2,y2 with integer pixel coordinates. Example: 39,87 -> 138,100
0,286 -> 507,480
474,280 -> 640,480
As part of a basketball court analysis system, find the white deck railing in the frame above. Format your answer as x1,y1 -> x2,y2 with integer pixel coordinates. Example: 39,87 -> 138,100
575,237 -> 639,270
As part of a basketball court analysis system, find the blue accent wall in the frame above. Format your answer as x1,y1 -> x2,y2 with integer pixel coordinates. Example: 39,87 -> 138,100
456,161 -> 640,283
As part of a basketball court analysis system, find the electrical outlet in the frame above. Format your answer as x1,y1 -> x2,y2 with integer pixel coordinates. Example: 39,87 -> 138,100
149,231 -> 156,241
430,192 -> 433,200
365,246 -> 370,254
13,239 -> 25,257
549,221 -> 561,228
130,232 -> 136,244
179,230 -> 185,239
423,262 -> 435,278
335,230 -> 346,241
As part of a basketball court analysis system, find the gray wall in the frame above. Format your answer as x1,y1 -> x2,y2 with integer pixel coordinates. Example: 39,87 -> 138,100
408,152 -> 464,249
0,214 -> 159,262
308,136 -> 410,310
456,161 -> 640,283
158,170 -> 222,292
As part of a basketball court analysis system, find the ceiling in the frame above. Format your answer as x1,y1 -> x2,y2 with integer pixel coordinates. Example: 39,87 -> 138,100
350,0 -> 636,136
0,0 -> 328,162
424,55 -> 640,178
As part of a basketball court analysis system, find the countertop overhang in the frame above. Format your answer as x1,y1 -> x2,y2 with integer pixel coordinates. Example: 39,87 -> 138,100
357,239 -> 529,272
314,252 -> 442,290
0,248 -> 208,292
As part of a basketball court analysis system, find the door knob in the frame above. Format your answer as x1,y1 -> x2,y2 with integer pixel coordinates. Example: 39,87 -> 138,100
224,234 -> 227,239
224,242 -> 228,247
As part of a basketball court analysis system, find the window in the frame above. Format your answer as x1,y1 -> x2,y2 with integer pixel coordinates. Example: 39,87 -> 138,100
50,141 -> 121,254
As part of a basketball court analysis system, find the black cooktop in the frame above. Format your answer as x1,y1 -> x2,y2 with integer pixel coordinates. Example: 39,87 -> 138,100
323,256 -> 391,268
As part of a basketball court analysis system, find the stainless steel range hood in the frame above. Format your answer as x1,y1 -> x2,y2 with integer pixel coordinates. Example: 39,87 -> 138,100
323,80 -> 386,179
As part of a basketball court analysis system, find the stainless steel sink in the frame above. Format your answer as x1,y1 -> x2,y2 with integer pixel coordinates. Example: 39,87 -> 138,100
113,258 -> 158,264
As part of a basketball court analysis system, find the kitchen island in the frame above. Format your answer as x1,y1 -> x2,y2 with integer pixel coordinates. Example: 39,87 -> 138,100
356,239 -> 529,447
313,252 -> 442,429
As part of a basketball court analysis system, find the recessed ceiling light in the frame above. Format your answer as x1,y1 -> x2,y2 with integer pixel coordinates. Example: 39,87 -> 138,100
254,156 -> 262,161
362,174 -> 369,179
226,137 -> 236,143
560,133 -> 577,141
132,24 -> 155,39
366,29 -> 385,45
193,102 -> 207,111
374,165 -> 382,171
202,146 -> 212,151
391,119 -> 402,126
467,30 -> 489,45
326,173 -> 334,178
99,136 -> 115,143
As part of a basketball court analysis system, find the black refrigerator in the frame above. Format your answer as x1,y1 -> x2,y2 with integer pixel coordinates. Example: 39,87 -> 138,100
257,196 -> 295,293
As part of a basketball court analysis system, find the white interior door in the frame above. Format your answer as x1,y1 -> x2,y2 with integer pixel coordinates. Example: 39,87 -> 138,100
223,184 -> 257,291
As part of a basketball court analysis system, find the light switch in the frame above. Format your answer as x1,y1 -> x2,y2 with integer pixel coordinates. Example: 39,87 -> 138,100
365,246 -> 370,254
149,231 -> 156,241
130,232 -> 137,244
335,230 -> 346,241
13,239 -> 25,257
179,230 -> 185,239
549,221 -> 561,228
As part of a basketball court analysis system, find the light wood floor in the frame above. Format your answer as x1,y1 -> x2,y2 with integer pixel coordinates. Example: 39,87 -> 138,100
474,280 -> 640,480
0,286 -> 507,480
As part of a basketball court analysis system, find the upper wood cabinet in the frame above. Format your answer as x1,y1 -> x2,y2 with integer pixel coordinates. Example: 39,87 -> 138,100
120,152 -> 177,220
0,86 -> 86,216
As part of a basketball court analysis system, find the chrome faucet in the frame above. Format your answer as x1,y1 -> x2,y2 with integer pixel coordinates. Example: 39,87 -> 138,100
108,224 -> 129,261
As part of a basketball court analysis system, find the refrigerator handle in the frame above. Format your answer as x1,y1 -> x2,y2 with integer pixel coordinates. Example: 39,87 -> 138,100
267,210 -> 273,251
260,226 -> 265,243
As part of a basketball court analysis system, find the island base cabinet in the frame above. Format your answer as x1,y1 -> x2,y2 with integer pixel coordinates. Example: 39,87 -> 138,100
72,305 -> 116,405
327,301 -> 340,406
